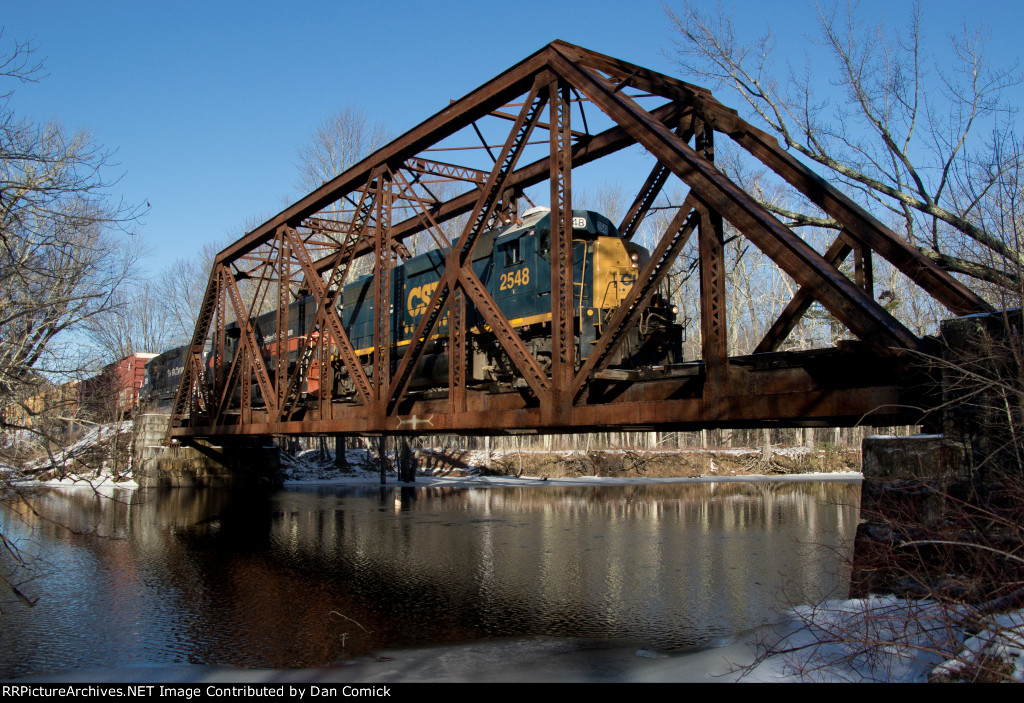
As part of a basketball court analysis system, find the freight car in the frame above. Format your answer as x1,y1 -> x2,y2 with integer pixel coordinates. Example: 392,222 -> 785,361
141,206 -> 682,410
139,298 -> 317,412
139,345 -> 188,411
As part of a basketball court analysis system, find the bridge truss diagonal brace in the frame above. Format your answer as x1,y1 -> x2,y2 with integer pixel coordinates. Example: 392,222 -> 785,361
212,325 -> 244,426
309,100 -> 690,273
168,265 -> 223,429
754,233 -> 855,354
718,124 -> 993,318
573,196 -> 700,402
284,227 -> 373,407
209,265 -> 265,426
277,226 -> 339,422
218,51 -> 551,268
388,166 -> 451,252
460,265 -> 552,399
547,49 -> 924,358
221,268 -> 278,417
616,119 -> 697,242
386,75 -> 553,414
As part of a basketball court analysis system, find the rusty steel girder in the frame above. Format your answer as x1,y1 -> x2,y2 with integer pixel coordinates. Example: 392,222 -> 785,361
168,41 -> 992,441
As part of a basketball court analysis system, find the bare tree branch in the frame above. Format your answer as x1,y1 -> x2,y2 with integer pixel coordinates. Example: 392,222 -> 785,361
665,0 -> 1024,294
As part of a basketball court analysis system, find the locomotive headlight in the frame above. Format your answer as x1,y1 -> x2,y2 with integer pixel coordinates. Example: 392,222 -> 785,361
630,252 -> 639,262
672,305 -> 679,314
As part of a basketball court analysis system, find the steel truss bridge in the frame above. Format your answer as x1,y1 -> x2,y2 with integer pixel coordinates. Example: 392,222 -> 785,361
168,41 -> 992,440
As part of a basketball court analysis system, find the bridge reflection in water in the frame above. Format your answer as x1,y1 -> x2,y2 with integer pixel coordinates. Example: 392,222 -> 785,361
0,479 -> 858,679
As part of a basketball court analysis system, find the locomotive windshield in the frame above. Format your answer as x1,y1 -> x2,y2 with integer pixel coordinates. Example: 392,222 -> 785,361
501,206 -> 619,241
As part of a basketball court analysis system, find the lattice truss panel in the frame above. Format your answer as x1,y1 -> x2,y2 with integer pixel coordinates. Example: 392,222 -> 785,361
169,42 -> 991,439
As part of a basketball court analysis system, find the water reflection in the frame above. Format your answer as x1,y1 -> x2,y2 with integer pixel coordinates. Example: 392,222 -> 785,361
0,480 -> 859,678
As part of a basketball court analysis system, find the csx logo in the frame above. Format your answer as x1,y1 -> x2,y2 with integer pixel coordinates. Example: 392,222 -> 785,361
407,282 -> 438,317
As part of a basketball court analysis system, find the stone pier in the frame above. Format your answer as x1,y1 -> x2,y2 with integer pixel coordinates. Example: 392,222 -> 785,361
850,434 -> 969,596
850,309 -> 1022,598
131,413 -> 282,489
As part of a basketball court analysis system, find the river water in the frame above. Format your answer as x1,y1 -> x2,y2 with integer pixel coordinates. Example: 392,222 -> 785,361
0,478 -> 859,680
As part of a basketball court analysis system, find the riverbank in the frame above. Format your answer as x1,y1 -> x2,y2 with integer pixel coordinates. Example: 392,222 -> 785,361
279,444 -> 861,484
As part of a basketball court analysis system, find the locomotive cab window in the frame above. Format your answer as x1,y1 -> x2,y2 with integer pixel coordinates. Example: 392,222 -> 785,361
503,239 -> 522,267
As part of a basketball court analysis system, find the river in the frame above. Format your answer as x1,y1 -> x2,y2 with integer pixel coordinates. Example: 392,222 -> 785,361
0,477 -> 860,681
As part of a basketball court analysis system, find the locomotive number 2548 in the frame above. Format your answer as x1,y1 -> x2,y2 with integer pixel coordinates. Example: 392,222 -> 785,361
499,267 -> 530,291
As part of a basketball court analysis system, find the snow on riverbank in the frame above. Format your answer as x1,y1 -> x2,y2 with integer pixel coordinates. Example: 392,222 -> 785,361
4,421 -> 138,489
278,445 -> 860,485
734,596 -> 1024,682
12,603 -> 1022,683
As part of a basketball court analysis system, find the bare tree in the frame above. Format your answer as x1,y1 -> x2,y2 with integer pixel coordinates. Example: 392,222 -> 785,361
666,0 -> 1024,295
0,33 -> 143,606
83,280 -> 176,361
291,105 -> 393,283
0,36 -> 141,415
664,5 -> 1024,674
153,238 -> 229,346
574,181 -> 627,224
295,105 -> 390,192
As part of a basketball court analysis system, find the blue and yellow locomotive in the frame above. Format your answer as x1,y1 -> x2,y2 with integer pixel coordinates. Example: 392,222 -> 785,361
335,206 -> 682,394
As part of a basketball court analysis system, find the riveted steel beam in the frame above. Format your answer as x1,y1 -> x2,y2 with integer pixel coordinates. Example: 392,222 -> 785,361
548,77 -> 574,421
307,101 -> 690,273
754,234 -> 854,354
168,264 -> 221,430
222,270 -> 277,416
573,195 -> 699,402
373,173 -> 394,406
386,75 -> 552,413
692,99 -> 992,317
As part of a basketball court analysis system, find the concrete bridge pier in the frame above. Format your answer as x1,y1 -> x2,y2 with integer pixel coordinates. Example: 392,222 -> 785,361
132,413 -> 282,489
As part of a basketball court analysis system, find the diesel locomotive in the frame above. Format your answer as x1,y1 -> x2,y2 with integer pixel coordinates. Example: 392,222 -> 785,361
336,206 -> 681,394
140,206 -> 682,410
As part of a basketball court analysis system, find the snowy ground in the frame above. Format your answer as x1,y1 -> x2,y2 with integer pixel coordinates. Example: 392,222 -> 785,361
277,445 -> 858,485
8,421 -> 138,489
7,444 -> 1023,683
12,602 -> 1023,683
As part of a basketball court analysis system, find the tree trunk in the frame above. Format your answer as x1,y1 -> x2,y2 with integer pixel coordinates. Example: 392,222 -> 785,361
334,435 -> 347,468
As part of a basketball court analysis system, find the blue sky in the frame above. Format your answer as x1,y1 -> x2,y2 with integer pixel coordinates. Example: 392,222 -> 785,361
4,1 -> 1023,276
